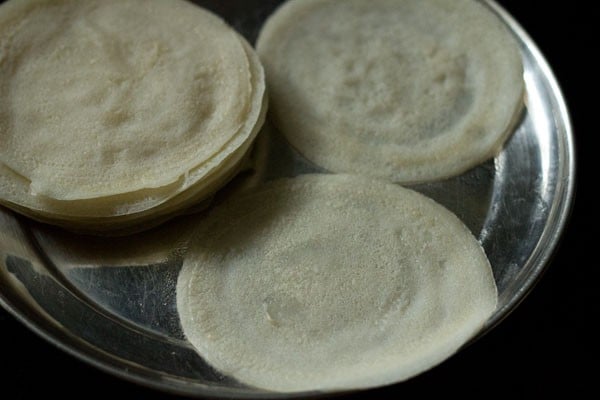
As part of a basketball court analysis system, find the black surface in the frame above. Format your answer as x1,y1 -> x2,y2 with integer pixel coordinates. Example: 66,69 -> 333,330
0,1 -> 593,398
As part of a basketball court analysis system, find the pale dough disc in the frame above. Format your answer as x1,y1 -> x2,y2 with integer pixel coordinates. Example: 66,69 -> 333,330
0,38 -> 267,231
0,0 -> 255,200
256,0 -> 524,183
177,174 -> 497,392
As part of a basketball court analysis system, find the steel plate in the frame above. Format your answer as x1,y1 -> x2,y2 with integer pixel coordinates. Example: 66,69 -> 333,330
0,0 -> 575,398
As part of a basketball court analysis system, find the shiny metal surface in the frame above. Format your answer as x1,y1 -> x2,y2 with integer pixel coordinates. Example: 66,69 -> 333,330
0,1 -> 575,398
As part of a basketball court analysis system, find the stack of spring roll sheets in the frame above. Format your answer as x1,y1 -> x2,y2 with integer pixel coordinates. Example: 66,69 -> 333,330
0,0 -> 266,232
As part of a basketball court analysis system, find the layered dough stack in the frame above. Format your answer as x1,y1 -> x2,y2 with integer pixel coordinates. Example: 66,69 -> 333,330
0,0 -> 266,232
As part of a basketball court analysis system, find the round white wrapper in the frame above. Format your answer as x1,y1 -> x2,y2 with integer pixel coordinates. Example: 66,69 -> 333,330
257,0 -> 524,183
177,174 -> 497,392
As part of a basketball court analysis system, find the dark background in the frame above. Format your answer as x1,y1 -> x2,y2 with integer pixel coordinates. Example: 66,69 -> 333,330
0,1 -> 593,398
